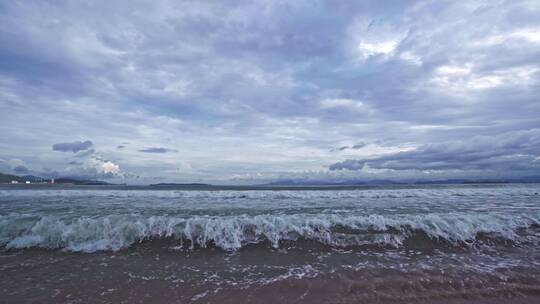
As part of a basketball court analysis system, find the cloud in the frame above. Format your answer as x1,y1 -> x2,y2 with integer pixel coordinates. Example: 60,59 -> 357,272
331,142 -> 368,152
358,40 -> 398,58
0,159 -> 9,172
74,148 -> 96,158
1,1 -> 539,183
329,129 -> 540,176
319,98 -> 364,110
1,159 -> 30,174
351,143 -> 367,149
12,165 -> 29,174
138,147 -> 178,154
52,140 -> 94,153
90,158 -> 120,175
57,157 -> 121,180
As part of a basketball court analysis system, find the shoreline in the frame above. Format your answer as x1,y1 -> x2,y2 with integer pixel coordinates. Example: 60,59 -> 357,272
3,247 -> 540,303
1,182 -> 538,191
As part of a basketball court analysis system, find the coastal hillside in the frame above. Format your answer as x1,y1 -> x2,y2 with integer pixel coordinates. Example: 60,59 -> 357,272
0,173 -> 25,183
0,172 -> 112,185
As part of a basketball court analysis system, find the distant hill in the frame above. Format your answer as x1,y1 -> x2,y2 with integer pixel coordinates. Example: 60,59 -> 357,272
0,172 -> 112,185
266,177 -> 540,186
1,172 -> 57,183
53,178 -> 112,185
149,183 -> 211,187
0,173 -> 25,183
0,173 -> 56,183
265,179 -> 405,186
21,175 -> 49,183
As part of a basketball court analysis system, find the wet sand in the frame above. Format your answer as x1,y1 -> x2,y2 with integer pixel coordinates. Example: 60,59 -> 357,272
2,246 -> 540,304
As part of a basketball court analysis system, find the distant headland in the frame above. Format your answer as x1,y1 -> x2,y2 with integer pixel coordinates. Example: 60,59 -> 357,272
0,172 -> 116,186
1,172 -> 540,188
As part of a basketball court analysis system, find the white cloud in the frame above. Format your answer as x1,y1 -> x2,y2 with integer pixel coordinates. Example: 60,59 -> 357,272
319,98 -> 364,110
337,143 -> 416,158
474,27 -> 540,46
347,17 -> 406,61
101,161 -> 120,175
399,51 -> 422,65
358,40 -> 398,58
89,158 -> 120,175
431,64 -> 539,93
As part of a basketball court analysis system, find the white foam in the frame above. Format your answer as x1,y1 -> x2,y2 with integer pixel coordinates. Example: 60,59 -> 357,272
1,212 -> 539,252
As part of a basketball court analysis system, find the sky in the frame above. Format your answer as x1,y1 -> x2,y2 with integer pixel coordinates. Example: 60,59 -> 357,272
0,0 -> 539,184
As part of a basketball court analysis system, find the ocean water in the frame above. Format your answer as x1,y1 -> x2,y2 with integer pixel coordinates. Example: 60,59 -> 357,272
1,184 -> 540,303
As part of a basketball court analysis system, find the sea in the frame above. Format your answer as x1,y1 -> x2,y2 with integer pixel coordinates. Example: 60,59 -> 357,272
1,183 -> 540,303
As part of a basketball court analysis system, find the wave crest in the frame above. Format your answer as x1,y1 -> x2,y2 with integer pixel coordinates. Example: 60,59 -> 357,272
1,213 -> 539,252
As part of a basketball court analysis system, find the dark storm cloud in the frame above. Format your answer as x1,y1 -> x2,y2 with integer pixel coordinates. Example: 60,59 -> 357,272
352,143 -> 367,149
332,142 -> 368,152
52,140 -> 94,153
12,165 -> 29,174
330,129 -> 540,174
138,147 -> 178,154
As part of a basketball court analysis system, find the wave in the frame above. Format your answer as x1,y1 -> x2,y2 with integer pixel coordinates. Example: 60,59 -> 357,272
1,213 -> 539,253
1,185 -> 538,200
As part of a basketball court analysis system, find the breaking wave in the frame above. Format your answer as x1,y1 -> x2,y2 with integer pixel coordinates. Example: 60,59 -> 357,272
1,212 -> 539,252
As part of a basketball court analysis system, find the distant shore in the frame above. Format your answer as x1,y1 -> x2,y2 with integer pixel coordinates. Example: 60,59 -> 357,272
1,182 -> 538,191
